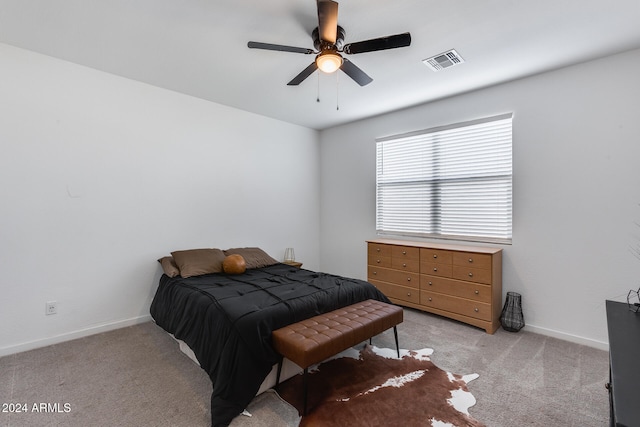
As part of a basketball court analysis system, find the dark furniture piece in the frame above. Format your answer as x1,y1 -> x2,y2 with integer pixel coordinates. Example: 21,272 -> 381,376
272,299 -> 403,415
606,300 -> 640,427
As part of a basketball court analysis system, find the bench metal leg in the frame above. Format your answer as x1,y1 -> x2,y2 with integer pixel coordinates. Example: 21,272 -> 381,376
393,326 -> 400,358
302,367 -> 308,416
275,357 -> 283,388
369,326 -> 400,358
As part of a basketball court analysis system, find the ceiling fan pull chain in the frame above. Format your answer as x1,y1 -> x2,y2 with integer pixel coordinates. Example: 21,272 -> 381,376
317,72 -> 320,103
336,71 -> 340,111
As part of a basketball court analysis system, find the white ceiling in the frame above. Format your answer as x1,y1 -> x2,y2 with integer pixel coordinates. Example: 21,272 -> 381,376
1,0 -> 640,130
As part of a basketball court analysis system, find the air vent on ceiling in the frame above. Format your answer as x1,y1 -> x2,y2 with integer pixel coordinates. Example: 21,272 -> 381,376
423,49 -> 465,71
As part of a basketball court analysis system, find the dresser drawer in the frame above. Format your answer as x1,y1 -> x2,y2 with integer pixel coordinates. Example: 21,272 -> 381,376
370,280 -> 420,305
420,248 -> 453,264
420,290 -> 492,321
368,243 -> 392,258
452,252 -> 492,270
420,261 -> 452,278
420,276 -> 491,303
452,265 -> 492,285
391,245 -> 420,260
391,257 -> 420,272
368,266 -> 419,289
368,254 -> 391,268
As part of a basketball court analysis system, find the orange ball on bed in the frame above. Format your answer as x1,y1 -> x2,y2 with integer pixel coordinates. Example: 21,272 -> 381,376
223,254 -> 246,274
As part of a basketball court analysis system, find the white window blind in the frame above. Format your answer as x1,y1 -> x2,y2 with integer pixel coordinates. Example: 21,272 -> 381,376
376,113 -> 512,244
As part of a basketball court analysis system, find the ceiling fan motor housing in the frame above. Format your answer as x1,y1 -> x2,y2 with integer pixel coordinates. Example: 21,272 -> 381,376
313,25 -> 345,51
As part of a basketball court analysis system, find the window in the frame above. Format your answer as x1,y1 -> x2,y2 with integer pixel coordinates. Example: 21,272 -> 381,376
376,113 -> 512,244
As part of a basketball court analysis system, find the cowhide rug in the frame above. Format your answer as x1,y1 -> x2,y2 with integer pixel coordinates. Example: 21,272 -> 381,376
276,345 -> 485,427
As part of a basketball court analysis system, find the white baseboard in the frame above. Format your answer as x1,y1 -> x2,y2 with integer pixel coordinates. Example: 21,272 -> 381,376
0,314 -> 152,357
1,315 -> 609,358
523,324 -> 609,351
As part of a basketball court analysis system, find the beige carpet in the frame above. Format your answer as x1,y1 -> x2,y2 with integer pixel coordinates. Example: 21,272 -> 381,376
0,308 -> 609,426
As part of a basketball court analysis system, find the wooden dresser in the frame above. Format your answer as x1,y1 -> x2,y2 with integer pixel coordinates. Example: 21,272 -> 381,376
367,238 -> 503,333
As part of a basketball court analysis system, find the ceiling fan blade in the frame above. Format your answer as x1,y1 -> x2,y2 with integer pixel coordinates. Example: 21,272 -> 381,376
317,0 -> 339,44
248,41 -> 314,54
340,58 -> 373,86
287,62 -> 319,86
343,32 -> 411,55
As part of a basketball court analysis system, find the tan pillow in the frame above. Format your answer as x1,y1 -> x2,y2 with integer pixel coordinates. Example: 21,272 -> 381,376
223,247 -> 278,269
158,256 -> 180,278
170,248 -> 226,278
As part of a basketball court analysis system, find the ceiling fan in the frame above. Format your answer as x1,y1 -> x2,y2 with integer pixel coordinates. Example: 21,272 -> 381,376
247,0 -> 411,87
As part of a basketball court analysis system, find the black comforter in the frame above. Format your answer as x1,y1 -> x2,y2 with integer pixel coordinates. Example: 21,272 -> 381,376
150,263 -> 389,426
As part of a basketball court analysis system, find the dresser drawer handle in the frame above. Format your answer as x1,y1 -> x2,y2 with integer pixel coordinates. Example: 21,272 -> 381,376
407,277 -> 411,282
433,267 -> 438,272
428,297 -> 432,302
403,263 -> 407,267
402,250 -> 407,255
376,259 -> 381,263
373,271 -> 377,275
468,258 -> 473,263
376,248 -> 381,252
407,292 -> 412,297
428,281 -> 433,286
468,272 -> 473,277
433,254 -> 437,259
475,290 -> 479,295
474,308 -> 479,312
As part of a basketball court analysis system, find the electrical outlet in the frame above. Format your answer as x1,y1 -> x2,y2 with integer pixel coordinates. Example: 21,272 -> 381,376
46,301 -> 57,315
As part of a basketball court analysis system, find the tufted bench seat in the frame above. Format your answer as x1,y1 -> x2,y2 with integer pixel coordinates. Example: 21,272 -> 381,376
272,299 -> 403,414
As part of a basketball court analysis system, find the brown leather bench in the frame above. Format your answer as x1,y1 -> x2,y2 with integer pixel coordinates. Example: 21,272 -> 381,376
272,299 -> 403,414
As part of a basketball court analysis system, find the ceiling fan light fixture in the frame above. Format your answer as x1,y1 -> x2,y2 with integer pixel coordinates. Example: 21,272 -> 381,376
316,51 -> 343,73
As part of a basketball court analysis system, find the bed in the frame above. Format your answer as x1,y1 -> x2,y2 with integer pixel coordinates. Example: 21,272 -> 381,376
150,247 -> 390,427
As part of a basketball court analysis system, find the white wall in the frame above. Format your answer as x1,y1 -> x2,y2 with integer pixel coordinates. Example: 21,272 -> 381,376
319,48 -> 640,349
3,41 -> 638,356
0,43 -> 320,356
